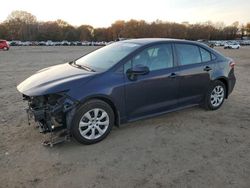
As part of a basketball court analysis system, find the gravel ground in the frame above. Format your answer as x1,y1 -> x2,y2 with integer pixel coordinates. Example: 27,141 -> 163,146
0,46 -> 250,188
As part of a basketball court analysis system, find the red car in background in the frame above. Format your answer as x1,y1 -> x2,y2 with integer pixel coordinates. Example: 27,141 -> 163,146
0,40 -> 10,50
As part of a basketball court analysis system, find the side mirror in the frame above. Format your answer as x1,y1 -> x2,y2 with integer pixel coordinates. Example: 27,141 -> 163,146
126,64 -> 149,81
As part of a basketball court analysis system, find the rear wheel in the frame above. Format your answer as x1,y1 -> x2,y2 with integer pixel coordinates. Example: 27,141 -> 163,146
3,47 -> 8,51
71,99 -> 114,144
204,80 -> 226,110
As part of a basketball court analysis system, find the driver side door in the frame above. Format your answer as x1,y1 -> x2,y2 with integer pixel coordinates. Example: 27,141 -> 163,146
124,43 -> 179,120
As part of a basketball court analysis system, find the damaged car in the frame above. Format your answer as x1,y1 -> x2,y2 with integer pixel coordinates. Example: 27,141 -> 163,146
17,38 -> 236,145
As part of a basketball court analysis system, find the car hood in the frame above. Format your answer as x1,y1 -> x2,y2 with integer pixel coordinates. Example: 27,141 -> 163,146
17,63 -> 96,96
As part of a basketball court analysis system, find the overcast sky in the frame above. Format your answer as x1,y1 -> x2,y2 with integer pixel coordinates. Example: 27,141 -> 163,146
0,0 -> 249,27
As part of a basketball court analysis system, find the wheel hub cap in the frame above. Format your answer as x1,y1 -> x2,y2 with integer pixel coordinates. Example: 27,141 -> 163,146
78,108 -> 109,140
210,85 -> 224,107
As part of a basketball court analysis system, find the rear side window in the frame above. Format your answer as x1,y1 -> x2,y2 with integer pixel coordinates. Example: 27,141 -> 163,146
199,47 -> 217,62
211,53 -> 216,60
175,44 -> 201,65
199,47 -> 211,62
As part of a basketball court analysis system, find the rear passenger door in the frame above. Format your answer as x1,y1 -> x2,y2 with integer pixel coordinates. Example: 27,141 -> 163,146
174,43 -> 216,106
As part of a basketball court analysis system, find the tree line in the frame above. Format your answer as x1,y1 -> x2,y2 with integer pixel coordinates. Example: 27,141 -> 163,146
0,10 -> 250,42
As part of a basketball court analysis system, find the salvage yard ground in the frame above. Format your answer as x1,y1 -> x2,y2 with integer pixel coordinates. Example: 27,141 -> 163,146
0,46 -> 250,188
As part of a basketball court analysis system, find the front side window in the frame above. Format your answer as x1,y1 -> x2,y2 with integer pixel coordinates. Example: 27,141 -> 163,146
175,44 -> 202,65
126,44 -> 174,72
75,42 -> 141,71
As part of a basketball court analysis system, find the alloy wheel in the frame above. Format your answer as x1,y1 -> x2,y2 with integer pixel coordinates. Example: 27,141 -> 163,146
210,85 -> 224,107
78,108 -> 109,140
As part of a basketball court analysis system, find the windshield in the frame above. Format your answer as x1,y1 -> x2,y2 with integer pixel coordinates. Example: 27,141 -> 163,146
75,42 -> 140,71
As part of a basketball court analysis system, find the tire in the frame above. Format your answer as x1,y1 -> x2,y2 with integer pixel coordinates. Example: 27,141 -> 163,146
204,80 -> 226,110
71,99 -> 114,144
3,47 -> 8,51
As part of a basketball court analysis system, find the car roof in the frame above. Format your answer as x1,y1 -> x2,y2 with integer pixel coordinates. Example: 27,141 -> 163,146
118,38 -> 224,58
120,38 -> 200,45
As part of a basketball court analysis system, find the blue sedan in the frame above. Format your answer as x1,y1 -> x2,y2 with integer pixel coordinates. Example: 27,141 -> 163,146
17,38 -> 236,145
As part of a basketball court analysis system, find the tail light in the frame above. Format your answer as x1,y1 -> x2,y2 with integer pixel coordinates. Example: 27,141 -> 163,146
229,61 -> 236,68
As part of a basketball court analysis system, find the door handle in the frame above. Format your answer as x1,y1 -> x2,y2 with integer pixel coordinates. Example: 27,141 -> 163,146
203,66 -> 212,72
169,73 -> 177,78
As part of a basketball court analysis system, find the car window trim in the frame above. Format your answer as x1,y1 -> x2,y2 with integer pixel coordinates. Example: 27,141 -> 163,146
198,47 -> 203,63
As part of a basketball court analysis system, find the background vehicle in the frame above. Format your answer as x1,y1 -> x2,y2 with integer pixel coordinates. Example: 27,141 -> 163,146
61,40 -> 70,46
22,41 -> 32,46
46,40 -> 54,46
8,40 -> 22,46
0,40 -> 10,50
224,42 -> 240,49
17,39 -> 236,145
197,39 -> 214,48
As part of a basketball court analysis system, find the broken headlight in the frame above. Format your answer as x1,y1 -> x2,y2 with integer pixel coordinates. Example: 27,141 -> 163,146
24,93 -> 77,133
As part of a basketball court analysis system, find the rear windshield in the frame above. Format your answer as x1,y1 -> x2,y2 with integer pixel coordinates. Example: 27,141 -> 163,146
75,42 -> 140,71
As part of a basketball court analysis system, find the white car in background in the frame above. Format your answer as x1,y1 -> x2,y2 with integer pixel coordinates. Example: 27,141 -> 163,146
61,40 -> 70,46
224,42 -> 240,49
46,40 -> 54,46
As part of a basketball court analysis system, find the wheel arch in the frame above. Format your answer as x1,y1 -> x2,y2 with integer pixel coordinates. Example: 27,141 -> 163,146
214,77 -> 229,98
80,95 -> 120,127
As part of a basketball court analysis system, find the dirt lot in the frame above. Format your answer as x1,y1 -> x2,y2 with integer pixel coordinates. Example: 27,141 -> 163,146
0,46 -> 250,188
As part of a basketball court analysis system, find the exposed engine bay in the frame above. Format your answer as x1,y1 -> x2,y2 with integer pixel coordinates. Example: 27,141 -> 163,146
23,93 -> 78,146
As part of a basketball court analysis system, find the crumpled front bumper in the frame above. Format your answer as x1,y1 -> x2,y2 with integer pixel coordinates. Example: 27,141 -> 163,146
24,93 -> 78,133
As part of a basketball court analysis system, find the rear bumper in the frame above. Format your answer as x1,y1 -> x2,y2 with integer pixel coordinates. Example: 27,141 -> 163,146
228,69 -> 236,96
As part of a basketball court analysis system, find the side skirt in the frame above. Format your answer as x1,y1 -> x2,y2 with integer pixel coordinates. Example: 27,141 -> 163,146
122,103 -> 200,125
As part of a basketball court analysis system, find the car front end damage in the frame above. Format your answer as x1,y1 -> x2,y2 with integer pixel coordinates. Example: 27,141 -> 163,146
23,93 -> 79,146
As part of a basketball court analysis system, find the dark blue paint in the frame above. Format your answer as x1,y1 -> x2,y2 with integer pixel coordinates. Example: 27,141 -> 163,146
17,39 -> 236,125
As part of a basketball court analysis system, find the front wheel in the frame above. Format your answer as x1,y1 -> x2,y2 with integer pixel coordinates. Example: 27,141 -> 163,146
3,47 -> 9,51
71,99 -> 114,144
204,80 -> 226,110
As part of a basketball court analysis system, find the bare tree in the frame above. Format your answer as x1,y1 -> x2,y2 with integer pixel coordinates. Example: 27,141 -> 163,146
5,10 -> 37,40
0,10 -> 246,41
